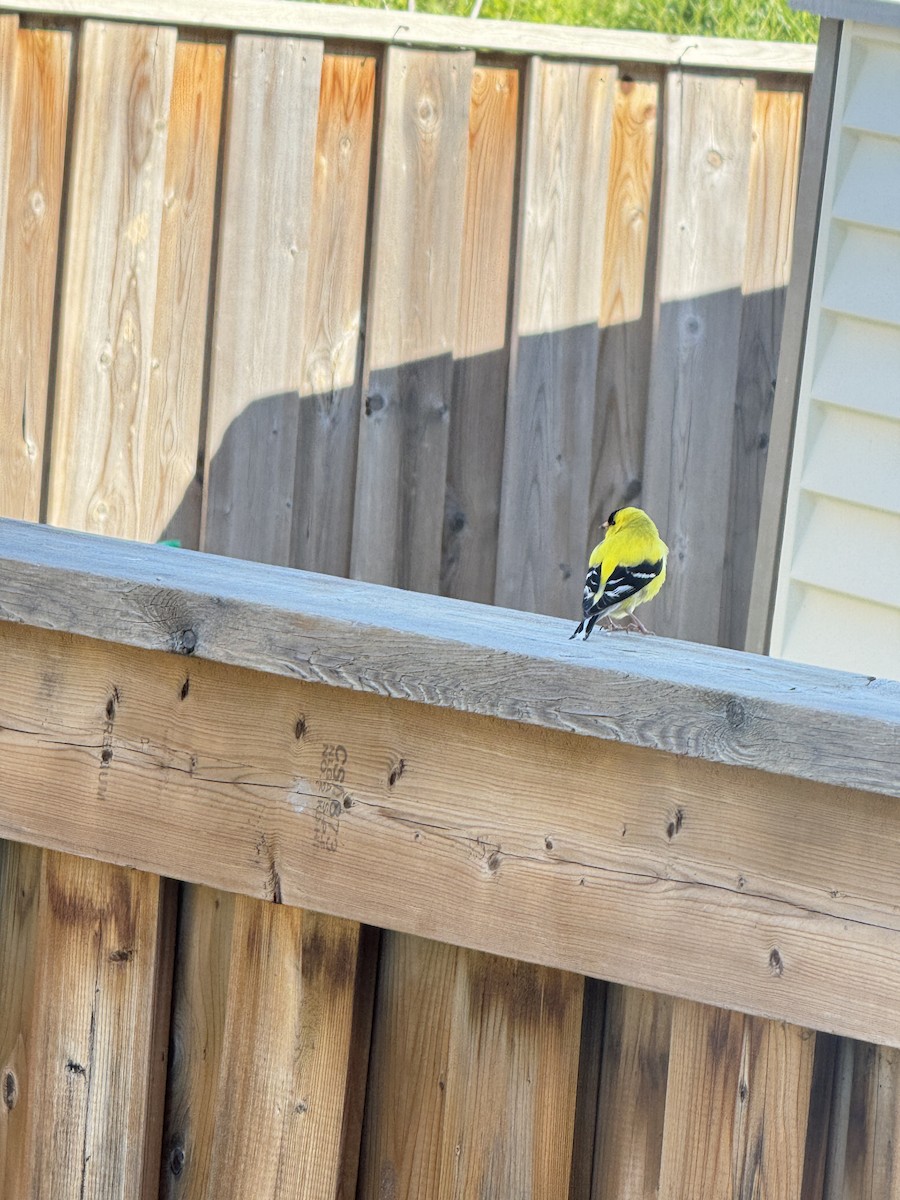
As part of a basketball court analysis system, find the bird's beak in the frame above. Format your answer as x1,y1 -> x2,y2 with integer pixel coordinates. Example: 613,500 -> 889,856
601,521 -> 609,531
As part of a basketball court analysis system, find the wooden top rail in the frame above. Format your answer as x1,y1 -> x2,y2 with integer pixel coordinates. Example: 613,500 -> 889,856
3,0 -> 819,71
3,517 -> 900,1044
0,518 -> 898,794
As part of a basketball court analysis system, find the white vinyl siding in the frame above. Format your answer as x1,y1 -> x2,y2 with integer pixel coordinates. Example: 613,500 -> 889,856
770,21 -> 900,679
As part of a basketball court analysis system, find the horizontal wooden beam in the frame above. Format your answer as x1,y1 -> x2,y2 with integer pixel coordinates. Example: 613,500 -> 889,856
2,615 -> 900,1045
0,519 -> 898,795
4,0 -> 818,71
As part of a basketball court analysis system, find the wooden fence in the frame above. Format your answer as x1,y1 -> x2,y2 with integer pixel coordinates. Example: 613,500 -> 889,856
2,520 -> 900,1199
0,1 -> 813,648
1,4 -> 861,1199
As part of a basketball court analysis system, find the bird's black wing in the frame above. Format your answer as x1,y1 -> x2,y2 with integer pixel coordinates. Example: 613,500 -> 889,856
583,558 -> 663,618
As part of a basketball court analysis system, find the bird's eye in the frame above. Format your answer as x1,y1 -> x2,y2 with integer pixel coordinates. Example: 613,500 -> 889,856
607,510 -> 618,527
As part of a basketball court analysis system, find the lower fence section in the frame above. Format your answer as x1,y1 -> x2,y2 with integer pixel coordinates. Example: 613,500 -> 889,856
0,841 -> 874,1199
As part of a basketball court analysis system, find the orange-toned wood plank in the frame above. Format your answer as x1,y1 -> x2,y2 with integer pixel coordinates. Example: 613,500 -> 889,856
591,73 -> 660,537
292,52 -> 376,579
442,64 -> 519,604
0,26 -> 71,521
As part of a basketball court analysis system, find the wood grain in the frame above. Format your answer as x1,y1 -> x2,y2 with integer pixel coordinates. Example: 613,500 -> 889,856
591,989 -> 673,1200
1,0 -> 819,72
47,20 -> 177,538
27,25 -> 179,1200
160,886 -> 234,1200
657,1000 -> 815,1198
0,26 -> 71,523
642,71 -> 757,645
359,941 -> 584,1199
350,47 -> 473,593
495,56 -> 616,619
823,1039 -> 900,1199
441,64 -> 519,604
438,955 -> 583,1198
746,22 -> 843,654
0,841 -> 42,1197
22,852 -> 174,1200
358,936 -> 459,1199
1,518 -> 897,797
202,33 -> 323,564
591,73 -> 661,537
206,899 -> 370,1199
191,44 -> 371,1195
721,83 -> 805,650
292,52 -> 376,578
0,14 -> 16,294
148,38 -> 225,548
3,619 -> 900,1044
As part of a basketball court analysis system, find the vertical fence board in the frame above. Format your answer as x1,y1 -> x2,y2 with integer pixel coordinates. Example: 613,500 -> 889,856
657,1000 -> 815,1199
439,955 -> 584,1198
206,899 -> 370,1199
740,1018 -> 816,1196
441,63 -> 519,604
358,936 -> 459,1198
161,886 -> 235,1200
824,1040 -> 900,1199
591,989 -> 673,1200
590,73 -> 661,535
642,72 -> 756,644
495,57 -> 616,619
32,23 -> 179,1200
0,841 -> 42,1197
24,853 -> 174,1200
657,1001 -> 750,1196
0,27 -> 71,523
192,46 -> 373,1192
47,21 -> 177,537
291,51 -> 376,579
203,34 -> 323,564
0,16 -> 16,286
149,38 -> 225,548
721,83 -> 804,650
350,46 -> 474,593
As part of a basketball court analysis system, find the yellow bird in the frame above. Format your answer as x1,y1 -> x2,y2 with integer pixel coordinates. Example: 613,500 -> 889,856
570,506 -> 668,640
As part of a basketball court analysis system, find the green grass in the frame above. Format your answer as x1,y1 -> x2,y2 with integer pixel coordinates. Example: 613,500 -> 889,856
303,0 -> 818,42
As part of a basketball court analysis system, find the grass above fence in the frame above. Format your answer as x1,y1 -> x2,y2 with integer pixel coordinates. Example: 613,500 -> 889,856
298,0 -> 819,44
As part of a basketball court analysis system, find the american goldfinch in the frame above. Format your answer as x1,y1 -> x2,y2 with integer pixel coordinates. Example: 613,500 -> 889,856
570,506 -> 668,640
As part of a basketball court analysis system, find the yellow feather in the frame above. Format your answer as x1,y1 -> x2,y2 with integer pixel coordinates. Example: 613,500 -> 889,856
573,506 -> 668,638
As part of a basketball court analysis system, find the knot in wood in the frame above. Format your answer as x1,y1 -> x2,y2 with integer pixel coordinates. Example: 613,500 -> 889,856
172,628 -> 197,655
168,1143 -> 185,1177
725,699 -> 746,730
2,1070 -> 17,1110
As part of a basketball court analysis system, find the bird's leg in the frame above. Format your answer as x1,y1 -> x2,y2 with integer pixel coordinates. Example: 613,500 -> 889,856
628,613 -> 653,635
